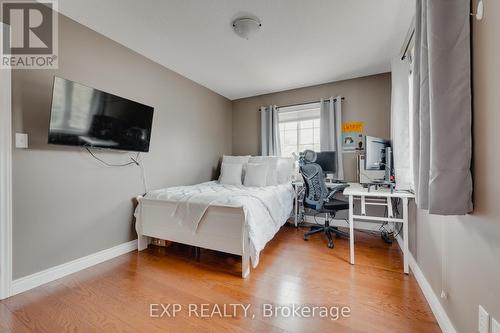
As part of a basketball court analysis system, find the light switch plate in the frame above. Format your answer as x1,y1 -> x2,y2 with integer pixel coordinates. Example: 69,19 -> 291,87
492,318 -> 500,333
478,305 -> 489,333
15,133 -> 28,149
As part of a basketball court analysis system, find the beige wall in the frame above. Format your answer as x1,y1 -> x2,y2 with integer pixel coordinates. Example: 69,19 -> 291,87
11,8 -> 498,332
232,73 -> 392,181
411,1 -> 500,332
11,14 -> 232,278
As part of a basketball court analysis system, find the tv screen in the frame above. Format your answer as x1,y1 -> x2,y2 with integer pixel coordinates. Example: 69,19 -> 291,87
48,77 -> 154,152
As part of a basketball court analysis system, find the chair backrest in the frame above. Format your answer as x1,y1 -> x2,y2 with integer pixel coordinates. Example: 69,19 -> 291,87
300,162 -> 330,210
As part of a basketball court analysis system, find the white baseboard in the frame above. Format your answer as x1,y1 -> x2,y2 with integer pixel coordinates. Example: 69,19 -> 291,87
394,236 -> 456,333
396,234 -> 404,251
11,240 -> 137,296
303,215 -> 382,231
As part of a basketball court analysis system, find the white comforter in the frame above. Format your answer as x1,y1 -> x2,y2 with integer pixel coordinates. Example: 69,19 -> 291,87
142,181 -> 294,266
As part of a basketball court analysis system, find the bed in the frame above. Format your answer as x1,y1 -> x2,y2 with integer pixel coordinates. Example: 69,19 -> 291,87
134,180 -> 294,278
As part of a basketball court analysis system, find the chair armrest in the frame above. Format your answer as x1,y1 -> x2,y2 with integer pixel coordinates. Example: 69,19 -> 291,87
325,184 -> 349,202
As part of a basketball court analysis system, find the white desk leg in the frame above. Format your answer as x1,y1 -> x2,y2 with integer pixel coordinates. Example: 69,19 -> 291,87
387,197 -> 394,218
361,195 -> 366,215
349,195 -> 355,265
294,187 -> 298,228
403,197 -> 409,274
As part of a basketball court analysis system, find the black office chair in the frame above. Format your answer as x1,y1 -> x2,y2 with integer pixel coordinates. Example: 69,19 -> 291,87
299,150 -> 350,248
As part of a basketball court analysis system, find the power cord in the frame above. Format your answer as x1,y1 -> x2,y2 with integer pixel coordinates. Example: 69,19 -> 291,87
380,197 -> 403,243
138,153 -> 149,193
85,147 -> 139,167
313,212 -> 323,225
85,147 -> 149,194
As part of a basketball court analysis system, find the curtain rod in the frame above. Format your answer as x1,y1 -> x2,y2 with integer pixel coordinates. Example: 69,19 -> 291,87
400,17 -> 415,61
277,97 -> 345,109
400,29 -> 414,60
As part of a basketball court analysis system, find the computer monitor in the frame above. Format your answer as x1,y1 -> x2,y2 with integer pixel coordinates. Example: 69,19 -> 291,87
315,151 -> 336,174
364,136 -> 389,170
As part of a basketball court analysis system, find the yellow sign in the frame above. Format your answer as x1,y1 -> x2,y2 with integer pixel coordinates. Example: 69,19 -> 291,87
342,121 -> 364,133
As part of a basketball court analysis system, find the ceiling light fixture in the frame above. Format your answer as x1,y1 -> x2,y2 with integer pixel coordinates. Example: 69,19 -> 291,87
232,17 -> 261,40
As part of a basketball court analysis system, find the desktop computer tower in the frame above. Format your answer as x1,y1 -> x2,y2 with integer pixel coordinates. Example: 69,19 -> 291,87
384,147 -> 393,182
357,154 -> 385,183
357,149 -> 394,184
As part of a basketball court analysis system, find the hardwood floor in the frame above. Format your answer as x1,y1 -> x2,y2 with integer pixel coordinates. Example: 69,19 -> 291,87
0,225 -> 440,332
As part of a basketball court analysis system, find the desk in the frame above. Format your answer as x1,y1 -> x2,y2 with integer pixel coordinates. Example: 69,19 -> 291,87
343,183 -> 414,274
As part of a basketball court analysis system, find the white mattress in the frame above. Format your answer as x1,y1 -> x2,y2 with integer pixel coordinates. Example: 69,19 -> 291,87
142,181 -> 294,266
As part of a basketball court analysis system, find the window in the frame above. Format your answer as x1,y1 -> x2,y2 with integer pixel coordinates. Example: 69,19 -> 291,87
278,102 -> 321,157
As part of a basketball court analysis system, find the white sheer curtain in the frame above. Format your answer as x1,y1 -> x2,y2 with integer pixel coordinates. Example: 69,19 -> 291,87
260,105 -> 281,156
319,97 -> 344,180
390,57 -> 413,191
412,0 -> 472,214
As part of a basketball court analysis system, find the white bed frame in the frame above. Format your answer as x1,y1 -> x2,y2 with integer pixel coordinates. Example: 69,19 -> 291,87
135,196 -> 251,278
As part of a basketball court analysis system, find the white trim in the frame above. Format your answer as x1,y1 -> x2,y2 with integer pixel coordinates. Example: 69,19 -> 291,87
11,240 -> 137,296
0,22 -> 13,300
396,234 -> 404,251
395,237 -> 457,333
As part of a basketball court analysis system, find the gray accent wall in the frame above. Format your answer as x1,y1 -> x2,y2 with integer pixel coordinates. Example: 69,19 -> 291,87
410,1 -> 500,332
11,14 -> 232,278
231,73 -> 392,182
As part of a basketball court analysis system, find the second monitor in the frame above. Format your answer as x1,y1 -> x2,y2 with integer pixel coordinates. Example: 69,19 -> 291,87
315,151 -> 336,175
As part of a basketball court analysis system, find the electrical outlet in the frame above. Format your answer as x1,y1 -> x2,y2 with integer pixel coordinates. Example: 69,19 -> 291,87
492,318 -> 500,333
478,305 -> 489,333
15,133 -> 28,149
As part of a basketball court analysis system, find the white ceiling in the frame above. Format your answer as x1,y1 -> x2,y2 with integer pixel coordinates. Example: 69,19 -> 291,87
57,0 -> 414,100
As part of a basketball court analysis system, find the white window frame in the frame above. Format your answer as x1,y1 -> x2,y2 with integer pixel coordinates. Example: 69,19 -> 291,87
278,102 -> 321,157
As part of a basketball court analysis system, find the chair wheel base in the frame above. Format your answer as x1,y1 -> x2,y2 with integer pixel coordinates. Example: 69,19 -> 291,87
303,223 -> 350,249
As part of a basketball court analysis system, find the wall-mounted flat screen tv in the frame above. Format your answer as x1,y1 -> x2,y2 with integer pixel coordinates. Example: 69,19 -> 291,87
48,76 -> 154,152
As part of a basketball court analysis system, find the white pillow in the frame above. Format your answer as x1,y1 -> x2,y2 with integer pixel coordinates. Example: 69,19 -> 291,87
277,158 -> 294,184
219,163 -> 243,185
221,155 -> 251,164
244,163 -> 268,187
248,156 -> 279,186
220,155 -> 251,182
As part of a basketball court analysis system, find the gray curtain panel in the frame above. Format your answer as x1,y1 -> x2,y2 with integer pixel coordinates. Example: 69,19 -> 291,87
260,105 -> 281,156
319,97 -> 344,180
412,0 -> 472,214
